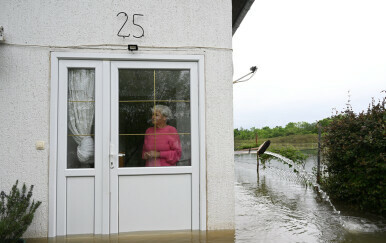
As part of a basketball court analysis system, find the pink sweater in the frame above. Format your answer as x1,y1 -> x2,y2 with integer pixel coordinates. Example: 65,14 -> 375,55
142,125 -> 182,166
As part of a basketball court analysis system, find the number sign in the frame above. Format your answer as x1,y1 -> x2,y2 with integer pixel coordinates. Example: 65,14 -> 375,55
117,12 -> 144,38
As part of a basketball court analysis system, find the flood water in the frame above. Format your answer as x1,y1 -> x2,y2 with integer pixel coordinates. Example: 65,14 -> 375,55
27,153 -> 385,243
235,152 -> 386,243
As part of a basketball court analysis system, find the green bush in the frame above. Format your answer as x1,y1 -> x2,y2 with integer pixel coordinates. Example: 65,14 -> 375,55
321,97 -> 385,214
0,180 -> 42,243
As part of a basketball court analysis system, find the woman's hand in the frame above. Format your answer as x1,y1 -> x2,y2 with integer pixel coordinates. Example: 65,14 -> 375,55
143,152 -> 150,160
144,151 -> 160,159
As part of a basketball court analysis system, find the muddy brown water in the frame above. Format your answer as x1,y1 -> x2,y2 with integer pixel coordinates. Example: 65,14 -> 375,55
26,153 -> 385,243
25,230 -> 235,243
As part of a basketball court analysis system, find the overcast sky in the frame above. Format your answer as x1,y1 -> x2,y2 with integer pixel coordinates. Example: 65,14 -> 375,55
232,0 -> 386,129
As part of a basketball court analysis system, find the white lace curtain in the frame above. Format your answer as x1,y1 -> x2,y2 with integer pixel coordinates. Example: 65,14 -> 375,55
68,69 -> 95,164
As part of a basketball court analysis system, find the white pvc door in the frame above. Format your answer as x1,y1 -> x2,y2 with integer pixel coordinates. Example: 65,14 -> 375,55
56,60 -> 104,235
109,61 -> 200,233
56,59 -> 200,235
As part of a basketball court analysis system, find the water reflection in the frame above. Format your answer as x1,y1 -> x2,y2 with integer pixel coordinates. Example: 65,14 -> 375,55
235,153 -> 386,243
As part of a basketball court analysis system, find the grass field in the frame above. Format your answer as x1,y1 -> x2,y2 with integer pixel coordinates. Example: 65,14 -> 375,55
235,134 -> 318,152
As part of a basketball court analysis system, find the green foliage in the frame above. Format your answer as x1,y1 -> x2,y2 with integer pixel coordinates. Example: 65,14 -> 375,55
0,180 -> 42,243
234,121 -> 318,140
318,117 -> 334,129
321,97 -> 386,215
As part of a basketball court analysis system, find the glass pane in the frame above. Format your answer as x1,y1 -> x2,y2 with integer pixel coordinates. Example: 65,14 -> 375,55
67,68 -> 95,168
119,103 -> 154,134
177,134 -> 191,166
118,69 -> 191,167
119,69 -> 154,101
156,101 -> 191,134
119,135 -> 146,167
155,70 -> 190,101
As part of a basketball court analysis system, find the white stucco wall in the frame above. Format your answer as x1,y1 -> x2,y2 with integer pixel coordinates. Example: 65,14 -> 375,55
0,46 -> 50,237
0,0 -> 234,237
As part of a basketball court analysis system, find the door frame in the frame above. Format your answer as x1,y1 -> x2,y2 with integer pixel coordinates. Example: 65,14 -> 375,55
49,52 -> 206,237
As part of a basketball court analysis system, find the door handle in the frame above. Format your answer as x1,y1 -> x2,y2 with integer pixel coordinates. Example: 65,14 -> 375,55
109,144 -> 125,169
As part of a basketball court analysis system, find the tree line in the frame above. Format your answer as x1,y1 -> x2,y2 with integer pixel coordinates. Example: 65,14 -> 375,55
234,119 -> 332,140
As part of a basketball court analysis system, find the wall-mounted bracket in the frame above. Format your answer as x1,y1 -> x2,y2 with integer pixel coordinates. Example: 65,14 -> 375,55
0,26 -> 4,41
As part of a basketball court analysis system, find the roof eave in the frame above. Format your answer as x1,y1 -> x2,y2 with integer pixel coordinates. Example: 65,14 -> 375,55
232,0 -> 255,36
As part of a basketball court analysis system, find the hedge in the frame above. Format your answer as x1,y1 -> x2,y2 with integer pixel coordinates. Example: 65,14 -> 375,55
321,97 -> 385,215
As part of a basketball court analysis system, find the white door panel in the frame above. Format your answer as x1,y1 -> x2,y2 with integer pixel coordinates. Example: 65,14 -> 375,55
66,177 -> 95,235
118,174 -> 192,232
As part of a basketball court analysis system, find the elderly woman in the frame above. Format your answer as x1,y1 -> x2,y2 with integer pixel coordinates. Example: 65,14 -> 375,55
142,105 -> 182,166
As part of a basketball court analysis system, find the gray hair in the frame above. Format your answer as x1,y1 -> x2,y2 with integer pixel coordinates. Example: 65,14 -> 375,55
151,105 -> 173,120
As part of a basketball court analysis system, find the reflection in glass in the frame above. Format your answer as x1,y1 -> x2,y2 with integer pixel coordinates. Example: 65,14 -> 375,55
119,135 -> 146,167
118,69 -> 191,167
67,69 -> 95,168
155,70 -> 190,101
176,134 -> 191,166
119,69 -> 154,101
119,103 -> 154,134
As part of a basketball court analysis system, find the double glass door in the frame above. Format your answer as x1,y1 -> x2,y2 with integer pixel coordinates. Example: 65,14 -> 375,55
56,59 -> 199,235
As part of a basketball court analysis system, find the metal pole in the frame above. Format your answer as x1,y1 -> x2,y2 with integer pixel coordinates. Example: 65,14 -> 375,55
317,123 -> 321,184
257,154 -> 259,174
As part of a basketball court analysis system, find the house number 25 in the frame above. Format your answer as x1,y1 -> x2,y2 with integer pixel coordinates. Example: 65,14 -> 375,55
116,12 -> 144,38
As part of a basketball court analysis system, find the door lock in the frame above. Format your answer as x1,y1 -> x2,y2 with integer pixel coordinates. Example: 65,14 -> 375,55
109,144 -> 116,169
